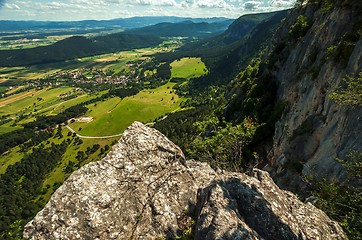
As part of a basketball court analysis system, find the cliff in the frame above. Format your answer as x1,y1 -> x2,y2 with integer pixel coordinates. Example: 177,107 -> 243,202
24,122 -> 346,239
263,1 -> 362,189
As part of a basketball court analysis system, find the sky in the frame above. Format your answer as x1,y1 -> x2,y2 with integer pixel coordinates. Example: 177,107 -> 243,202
0,0 -> 295,21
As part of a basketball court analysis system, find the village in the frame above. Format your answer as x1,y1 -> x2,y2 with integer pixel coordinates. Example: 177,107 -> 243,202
1,59 -> 155,99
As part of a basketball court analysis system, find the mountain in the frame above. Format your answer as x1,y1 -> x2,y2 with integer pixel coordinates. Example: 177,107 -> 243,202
152,1 -> 361,237
153,10 -> 288,86
127,20 -> 233,38
23,122 -> 346,239
0,16 -> 233,32
256,0 -> 362,189
0,33 -> 162,66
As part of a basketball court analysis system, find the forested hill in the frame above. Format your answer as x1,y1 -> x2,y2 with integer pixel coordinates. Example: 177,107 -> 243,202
154,10 -> 288,84
154,0 -> 361,238
126,20 -> 233,38
0,33 -> 162,66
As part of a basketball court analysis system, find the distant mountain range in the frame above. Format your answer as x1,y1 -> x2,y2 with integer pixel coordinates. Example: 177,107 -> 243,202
127,20 -> 233,38
0,16 -> 233,32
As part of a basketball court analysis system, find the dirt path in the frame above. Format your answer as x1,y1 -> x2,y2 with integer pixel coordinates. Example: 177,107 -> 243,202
65,125 -> 123,139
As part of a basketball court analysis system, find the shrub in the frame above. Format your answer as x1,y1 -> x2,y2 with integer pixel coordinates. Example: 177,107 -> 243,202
289,15 -> 309,40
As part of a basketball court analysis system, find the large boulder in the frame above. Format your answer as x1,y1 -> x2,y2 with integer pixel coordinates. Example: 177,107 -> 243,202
24,122 -> 346,240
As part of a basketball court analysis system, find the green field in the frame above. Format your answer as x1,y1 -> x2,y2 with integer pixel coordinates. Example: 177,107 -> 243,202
70,82 -> 184,136
0,123 -> 21,135
0,86 -> 7,93
0,146 -> 23,174
170,57 -> 208,79
0,87 -> 96,117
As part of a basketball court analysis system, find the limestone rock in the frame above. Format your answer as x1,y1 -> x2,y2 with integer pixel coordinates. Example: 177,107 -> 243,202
24,122 -> 347,240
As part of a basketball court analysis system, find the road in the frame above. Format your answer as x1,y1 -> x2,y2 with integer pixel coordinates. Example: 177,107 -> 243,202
65,125 -> 123,139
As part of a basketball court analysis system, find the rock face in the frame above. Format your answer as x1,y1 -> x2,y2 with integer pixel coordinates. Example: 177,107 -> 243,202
264,2 -> 362,189
24,122 -> 346,240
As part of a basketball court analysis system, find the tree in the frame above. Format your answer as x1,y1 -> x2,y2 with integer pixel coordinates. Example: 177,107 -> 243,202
187,117 -> 257,171
329,72 -> 362,107
289,15 -> 309,39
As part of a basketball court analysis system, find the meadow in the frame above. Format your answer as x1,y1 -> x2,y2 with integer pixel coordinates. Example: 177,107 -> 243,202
69,82 -> 184,136
170,57 -> 208,79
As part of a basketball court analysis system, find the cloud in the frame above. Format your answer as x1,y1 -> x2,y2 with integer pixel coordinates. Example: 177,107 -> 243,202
269,0 -> 294,8
243,1 -> 263,10
4,3 -> 20,9
0,0 -> 6,8
126,0 -> 177,6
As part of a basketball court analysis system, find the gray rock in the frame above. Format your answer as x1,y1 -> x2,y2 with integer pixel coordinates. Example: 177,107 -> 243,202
24,122 -> 347,240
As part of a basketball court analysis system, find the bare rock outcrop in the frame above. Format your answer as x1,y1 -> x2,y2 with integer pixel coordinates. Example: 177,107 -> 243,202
24,122 -> 346,240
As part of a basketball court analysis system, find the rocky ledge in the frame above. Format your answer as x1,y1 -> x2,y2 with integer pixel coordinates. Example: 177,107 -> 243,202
24,122 -> 346,240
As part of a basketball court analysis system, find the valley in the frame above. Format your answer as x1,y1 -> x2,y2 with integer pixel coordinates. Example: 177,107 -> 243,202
0,2 -> 361,239
0,35 -> 208,237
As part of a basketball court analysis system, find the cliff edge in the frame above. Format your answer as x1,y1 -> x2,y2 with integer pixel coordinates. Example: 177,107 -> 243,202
24,122 -> 346,239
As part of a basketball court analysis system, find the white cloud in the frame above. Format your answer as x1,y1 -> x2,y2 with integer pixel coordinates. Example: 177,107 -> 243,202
269,0 -> 294,8
195,0 -> 228,8
125,0 -> 177,6
243,1 -> 263,10
4,3 -> 20,9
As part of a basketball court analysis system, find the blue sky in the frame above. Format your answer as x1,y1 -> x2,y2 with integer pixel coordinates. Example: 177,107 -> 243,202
0,0 -> 295,21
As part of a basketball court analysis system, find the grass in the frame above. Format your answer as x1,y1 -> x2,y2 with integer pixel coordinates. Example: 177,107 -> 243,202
0,122 -> 22,135
69,82 -> 184,136
0,87 -> 73,116
0,86 -> 7,93
0,146 -> 23,174
170,57 -> 208,79
0,87 -> 102,135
